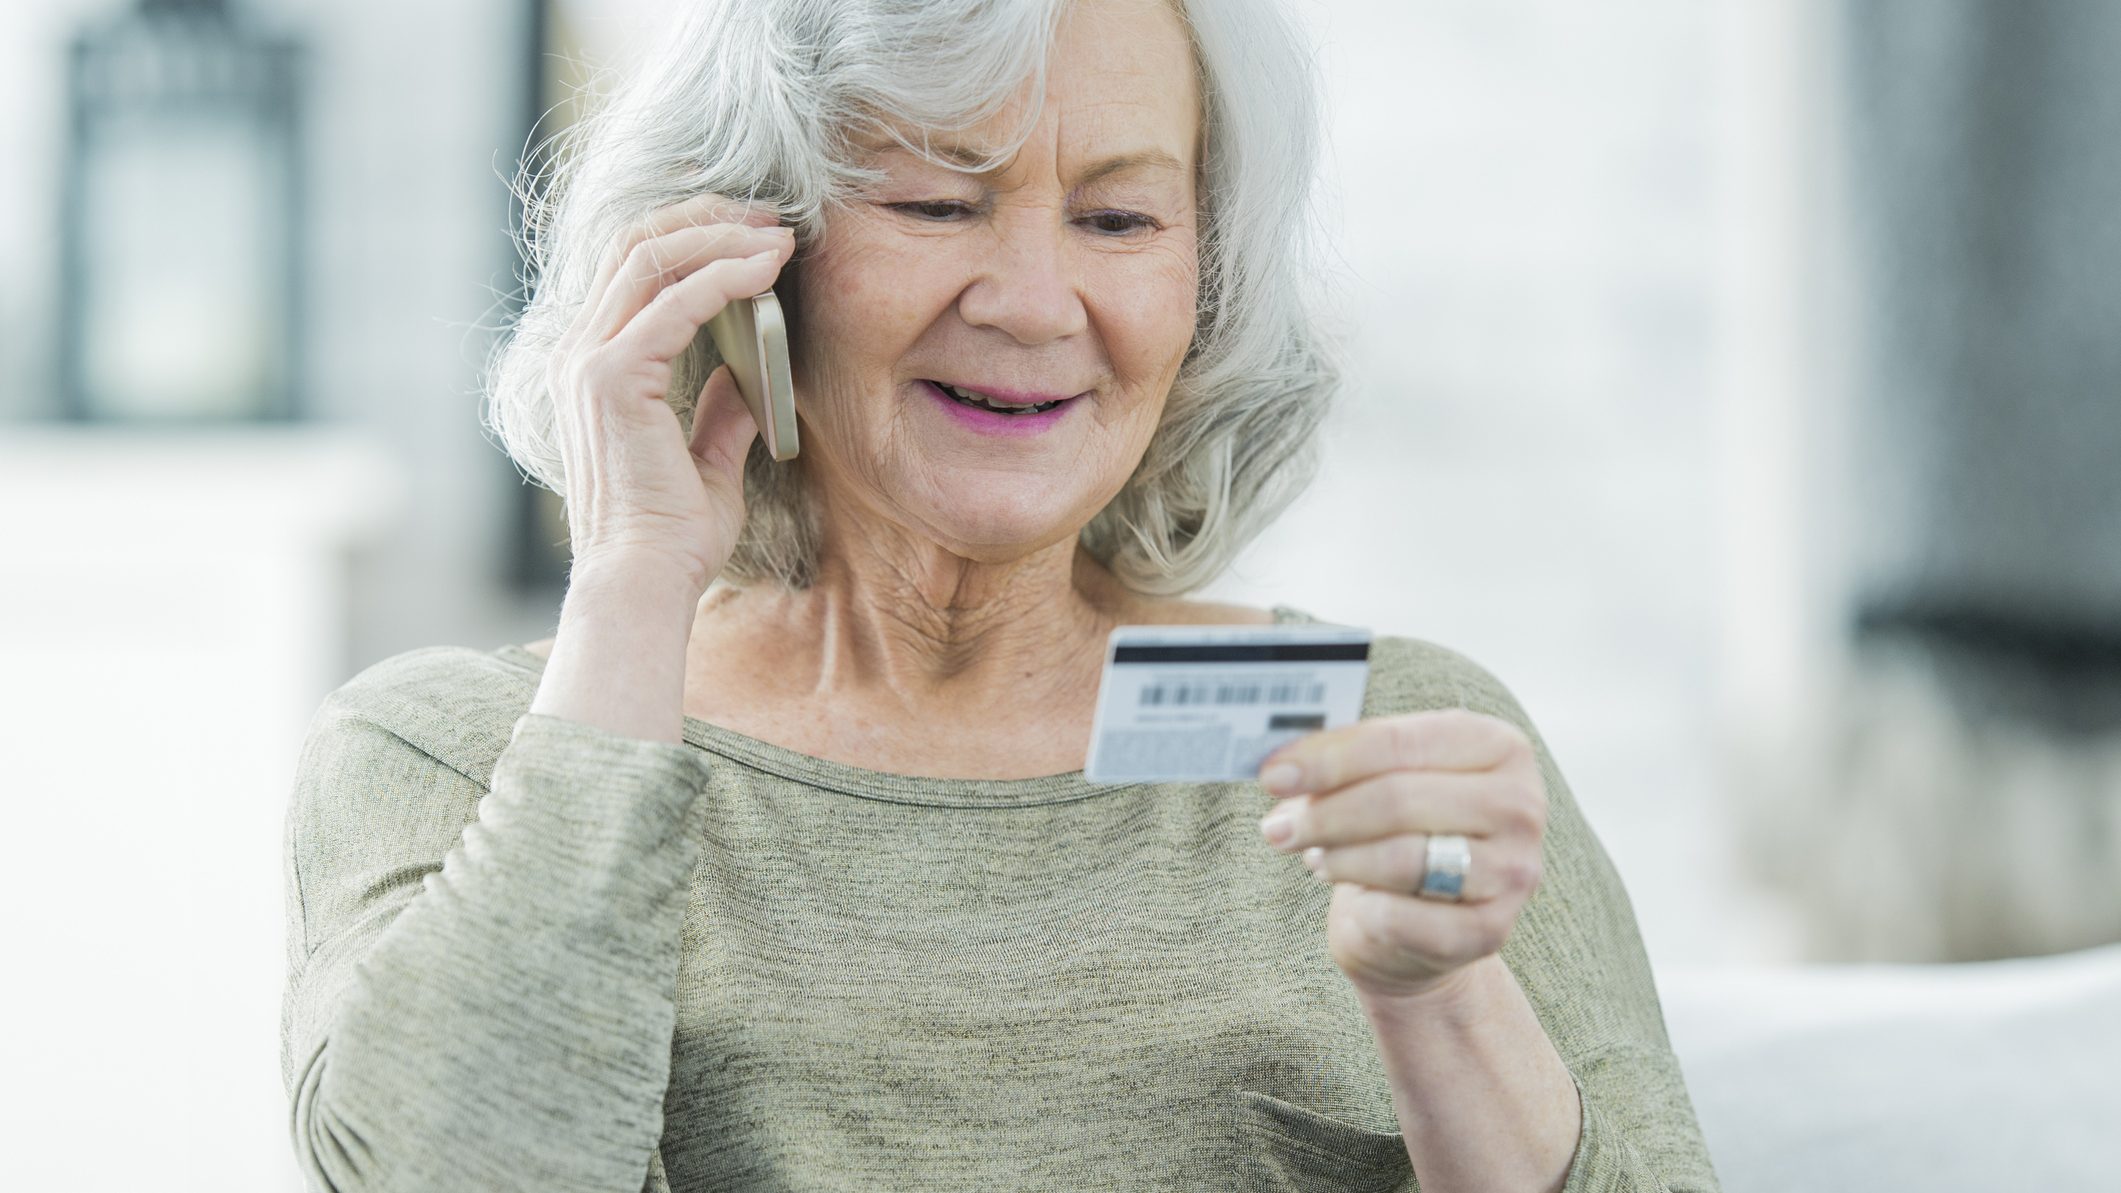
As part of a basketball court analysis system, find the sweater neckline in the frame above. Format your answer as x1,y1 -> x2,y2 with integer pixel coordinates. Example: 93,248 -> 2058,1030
487,602 -> 1322,808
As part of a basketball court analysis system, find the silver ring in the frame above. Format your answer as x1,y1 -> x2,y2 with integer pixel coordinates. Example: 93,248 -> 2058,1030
1419,834 -> 1471,902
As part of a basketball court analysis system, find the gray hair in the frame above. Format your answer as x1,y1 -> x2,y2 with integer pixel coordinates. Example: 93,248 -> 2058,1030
481,0 -> 1344,596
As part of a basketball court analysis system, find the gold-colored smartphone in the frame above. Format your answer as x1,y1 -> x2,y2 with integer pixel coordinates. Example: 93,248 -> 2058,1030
705,289 -> 798,461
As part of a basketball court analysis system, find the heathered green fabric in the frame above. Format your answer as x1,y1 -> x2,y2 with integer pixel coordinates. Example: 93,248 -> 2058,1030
281,603 -> 1720,1192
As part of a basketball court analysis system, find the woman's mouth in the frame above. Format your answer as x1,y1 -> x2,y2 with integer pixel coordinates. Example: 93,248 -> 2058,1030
917,379 -> 1079,435
926,380 -> 1068,414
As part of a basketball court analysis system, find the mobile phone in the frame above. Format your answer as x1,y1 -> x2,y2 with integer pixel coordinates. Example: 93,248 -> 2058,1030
705,289 -> 798,460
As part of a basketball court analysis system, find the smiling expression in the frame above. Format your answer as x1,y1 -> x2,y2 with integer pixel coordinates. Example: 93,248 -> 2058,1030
780,0 -> 1204,562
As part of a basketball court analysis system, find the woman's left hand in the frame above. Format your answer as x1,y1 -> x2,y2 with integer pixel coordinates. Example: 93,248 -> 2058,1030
1256,708 -> 1550,1002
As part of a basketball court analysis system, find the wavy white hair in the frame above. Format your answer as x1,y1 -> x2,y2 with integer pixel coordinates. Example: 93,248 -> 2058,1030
482,0 -> 1344,596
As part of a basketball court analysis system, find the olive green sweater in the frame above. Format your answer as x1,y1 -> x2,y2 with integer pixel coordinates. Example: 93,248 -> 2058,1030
280,603 -> 1719,1191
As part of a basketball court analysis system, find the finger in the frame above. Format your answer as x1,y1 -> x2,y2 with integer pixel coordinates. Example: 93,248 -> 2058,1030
602,247 -> 789,367
1261,708 -> 1530,796
1302,832 -> 1541,904
585,192 -> 782,313
1267,767 -> 1545,853
1334,881 -> 1520,972
688,363 -> 760,481
559,193 -> 785,355
583,222 -> 793,346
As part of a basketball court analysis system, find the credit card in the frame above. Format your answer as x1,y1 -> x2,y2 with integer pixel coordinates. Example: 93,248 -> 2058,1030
1082,623 -> 1372,783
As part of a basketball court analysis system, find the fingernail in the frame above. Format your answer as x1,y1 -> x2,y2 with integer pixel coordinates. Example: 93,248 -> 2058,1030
1261,763 -> 1302,794
1301,846 -> 1324,871
745,248 -> 779,260
768,225 -> 795,237
1259,810 -> 1295,847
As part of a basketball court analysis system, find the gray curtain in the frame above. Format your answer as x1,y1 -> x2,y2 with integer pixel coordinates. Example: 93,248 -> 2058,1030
1732,1 -> 2121,964
1838,0 -> 2121,734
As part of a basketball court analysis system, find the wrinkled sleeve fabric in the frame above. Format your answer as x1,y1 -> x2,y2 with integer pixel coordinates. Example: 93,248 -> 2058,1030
1371,637 -> 1723,1193
280,689 -> 714,1192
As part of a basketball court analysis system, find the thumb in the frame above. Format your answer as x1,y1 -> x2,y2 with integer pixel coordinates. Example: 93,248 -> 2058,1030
689,363 -> 760,483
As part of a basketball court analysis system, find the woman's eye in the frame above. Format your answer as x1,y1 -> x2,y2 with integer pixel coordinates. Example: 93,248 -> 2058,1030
1083,210 -> 1159,235
886,201 -> 1159,235
890,201 -> 974,221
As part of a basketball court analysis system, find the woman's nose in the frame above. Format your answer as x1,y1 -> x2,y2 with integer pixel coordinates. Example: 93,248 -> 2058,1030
954,220 -> 1091,346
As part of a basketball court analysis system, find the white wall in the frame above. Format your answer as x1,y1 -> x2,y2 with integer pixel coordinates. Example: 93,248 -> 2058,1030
1197,0 -> 1803,966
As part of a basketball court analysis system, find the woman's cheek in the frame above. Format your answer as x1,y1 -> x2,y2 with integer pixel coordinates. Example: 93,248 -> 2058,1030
1106,243 -> 1199,360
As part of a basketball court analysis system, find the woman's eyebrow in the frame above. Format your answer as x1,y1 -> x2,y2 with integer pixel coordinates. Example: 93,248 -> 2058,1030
898,142 -> 1189,185
1073,149 -> 1188,185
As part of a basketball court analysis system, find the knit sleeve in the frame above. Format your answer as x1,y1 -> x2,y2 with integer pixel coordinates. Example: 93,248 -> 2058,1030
1552,1046 -> 1718,1193
1373,637 -> 1723,1192
280,701 -> 713,1192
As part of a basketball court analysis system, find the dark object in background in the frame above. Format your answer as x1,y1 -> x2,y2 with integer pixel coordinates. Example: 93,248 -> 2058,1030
1737,0 -> 2121,965
1855,598 -> 2121,737
1839,0 -> 2121,690
58,0 -> 307,422
505,0 -> 569,591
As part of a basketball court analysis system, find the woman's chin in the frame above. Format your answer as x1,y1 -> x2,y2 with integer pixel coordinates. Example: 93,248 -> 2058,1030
921,504 -> 1081,555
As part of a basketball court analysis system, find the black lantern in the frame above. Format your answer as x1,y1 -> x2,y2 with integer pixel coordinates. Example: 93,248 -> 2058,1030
58,0 -> 306,422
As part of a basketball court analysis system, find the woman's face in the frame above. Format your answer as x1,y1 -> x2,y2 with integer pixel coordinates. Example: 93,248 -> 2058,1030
785,0 -> 1202,564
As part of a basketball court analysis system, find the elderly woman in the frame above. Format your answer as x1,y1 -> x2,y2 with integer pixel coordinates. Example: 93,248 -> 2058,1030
280,0 -> 1718,1190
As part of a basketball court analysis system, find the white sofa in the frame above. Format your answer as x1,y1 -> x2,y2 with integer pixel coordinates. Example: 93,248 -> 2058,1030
1654,942 -> 2121,1192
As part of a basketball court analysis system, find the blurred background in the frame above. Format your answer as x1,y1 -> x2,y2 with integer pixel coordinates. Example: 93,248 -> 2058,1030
1,0 -> 2114,1189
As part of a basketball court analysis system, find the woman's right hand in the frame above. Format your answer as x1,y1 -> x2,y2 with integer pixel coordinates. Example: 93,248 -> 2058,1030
544,191 -> 796,590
